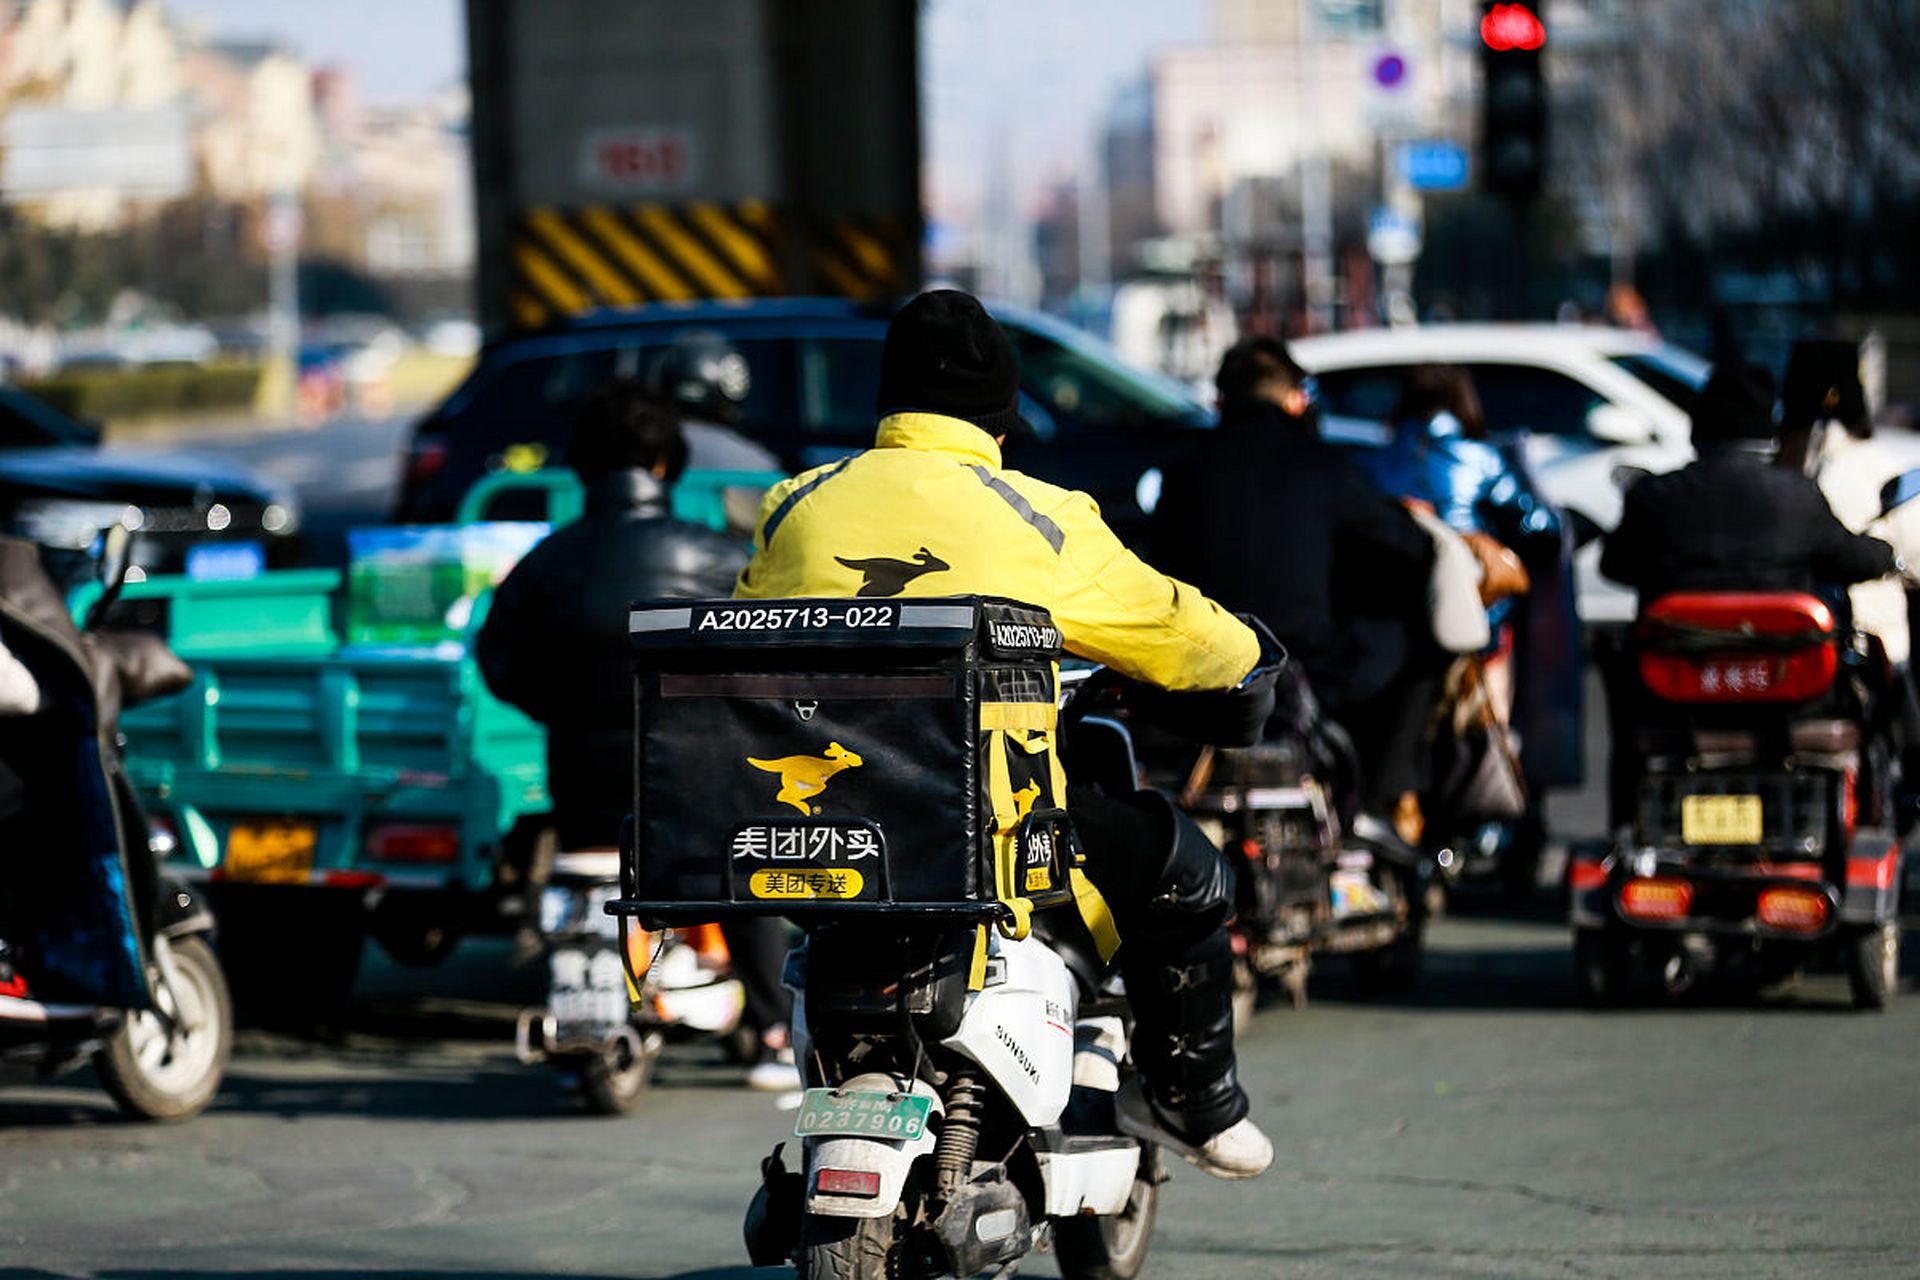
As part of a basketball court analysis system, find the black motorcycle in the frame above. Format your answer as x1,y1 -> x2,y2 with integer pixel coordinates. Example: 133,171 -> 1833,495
0,526 -> 232,1119
1134,669 -> 1430,1014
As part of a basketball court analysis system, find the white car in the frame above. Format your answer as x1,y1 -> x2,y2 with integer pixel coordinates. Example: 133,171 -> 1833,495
1291,324 -> 1713,623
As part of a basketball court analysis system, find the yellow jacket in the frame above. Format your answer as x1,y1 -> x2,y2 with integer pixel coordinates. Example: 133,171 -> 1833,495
735,412 -> 1258,690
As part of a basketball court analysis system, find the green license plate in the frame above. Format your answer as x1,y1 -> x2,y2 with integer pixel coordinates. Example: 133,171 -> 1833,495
793,1088 -> 933,1140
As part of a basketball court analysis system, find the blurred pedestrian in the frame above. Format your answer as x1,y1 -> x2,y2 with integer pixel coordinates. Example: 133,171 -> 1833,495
478,379 -> 798,1090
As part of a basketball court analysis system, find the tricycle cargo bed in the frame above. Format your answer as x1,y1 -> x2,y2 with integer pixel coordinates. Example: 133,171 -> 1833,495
99,571 -> 550,897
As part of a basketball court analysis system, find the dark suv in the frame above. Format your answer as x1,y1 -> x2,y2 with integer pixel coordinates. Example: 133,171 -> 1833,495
395,298 -> 1210,544
0,384 -> 298,586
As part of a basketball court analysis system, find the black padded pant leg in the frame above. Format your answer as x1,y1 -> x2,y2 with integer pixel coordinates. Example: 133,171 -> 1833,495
720,915 -> 794,1037
1068,785 -> 1248,1139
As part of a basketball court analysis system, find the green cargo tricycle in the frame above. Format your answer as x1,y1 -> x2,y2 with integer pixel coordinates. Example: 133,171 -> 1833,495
88,468 -> 780,1013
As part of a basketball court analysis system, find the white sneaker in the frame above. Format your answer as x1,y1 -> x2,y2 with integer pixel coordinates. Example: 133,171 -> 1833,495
1115,1078 -> 1273,1180
746,1046 -> 802,1092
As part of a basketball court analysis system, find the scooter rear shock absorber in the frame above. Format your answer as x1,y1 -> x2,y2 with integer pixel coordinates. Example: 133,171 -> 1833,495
933,1071 -> 985,1199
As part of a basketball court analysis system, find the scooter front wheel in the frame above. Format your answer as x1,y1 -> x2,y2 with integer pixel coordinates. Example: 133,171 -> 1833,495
572,1030 -> 658,1116
96,935 -> 232,1121
1054,1161 -> 1160,1280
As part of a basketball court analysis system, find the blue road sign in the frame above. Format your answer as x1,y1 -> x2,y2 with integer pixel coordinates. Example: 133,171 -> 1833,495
1396,140 -> 1470,192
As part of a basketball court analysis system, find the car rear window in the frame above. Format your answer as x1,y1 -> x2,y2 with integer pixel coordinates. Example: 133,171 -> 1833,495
1608,351 -> 1707,412
463,338 -> 798,452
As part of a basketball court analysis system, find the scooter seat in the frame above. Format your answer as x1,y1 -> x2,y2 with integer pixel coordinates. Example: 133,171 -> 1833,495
1029,907 -> 1112,999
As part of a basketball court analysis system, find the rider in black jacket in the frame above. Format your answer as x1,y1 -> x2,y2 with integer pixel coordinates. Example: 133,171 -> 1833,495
1601,361 -> 1894,600
1153,338 -> 1435,817
477,380 -> 795,1088
1598,360 -> 1896,824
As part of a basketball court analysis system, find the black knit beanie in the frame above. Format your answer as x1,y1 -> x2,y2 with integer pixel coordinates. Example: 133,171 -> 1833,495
875,290 -> 1034,442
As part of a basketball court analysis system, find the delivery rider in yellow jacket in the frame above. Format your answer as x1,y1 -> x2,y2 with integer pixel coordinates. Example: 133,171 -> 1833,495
736,289 -> 1272,1179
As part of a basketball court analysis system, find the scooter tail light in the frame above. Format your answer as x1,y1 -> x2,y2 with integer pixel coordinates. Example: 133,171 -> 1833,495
1619,876 -> 1693,921
1757,886 -> 1830,932
815,1168 -> 881,1198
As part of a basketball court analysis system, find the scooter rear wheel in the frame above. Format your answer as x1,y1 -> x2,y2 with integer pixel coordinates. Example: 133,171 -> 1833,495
1054,1163 -> 1161,1280
1573,928 -> 1630,1009
95,935 -> 232,1121
799,1210 -> 908,1280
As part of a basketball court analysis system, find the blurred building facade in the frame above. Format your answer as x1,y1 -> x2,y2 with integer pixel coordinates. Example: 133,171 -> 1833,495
0,0 -> 471,319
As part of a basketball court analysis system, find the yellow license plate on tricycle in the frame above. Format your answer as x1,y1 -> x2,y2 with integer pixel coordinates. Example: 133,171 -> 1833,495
224,821 -> 317,883
1680,795 -> 1763,845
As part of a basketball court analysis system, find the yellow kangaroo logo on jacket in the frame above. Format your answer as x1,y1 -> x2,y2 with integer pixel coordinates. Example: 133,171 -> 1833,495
748,742 -> 865,814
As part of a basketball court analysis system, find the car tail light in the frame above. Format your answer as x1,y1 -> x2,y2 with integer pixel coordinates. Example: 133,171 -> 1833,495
815,1168 -> 881,1198
1239,839 -> 1263,862
1757,886 -> 1830,932
1620,876 -> 1693,921
406,437 -> 449,485
365,824 -> 460,863
1842,769 -> 1858,844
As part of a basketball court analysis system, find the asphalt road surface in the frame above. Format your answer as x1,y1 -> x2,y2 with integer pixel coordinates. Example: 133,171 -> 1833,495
16,419 -> 1906,1278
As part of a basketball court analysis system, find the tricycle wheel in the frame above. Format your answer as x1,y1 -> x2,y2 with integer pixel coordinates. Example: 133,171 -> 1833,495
370,902 -> 461,967
96,935 -> 231,1122
219,897 -> 365,1023
1054,1160 -> 1160,1280
1574,928 -> 1630,1009
575,1034 -> 656,1115
1847,921 -> 1899,1011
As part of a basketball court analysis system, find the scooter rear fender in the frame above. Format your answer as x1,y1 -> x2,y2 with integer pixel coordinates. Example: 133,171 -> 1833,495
803,1073 -> 943,1220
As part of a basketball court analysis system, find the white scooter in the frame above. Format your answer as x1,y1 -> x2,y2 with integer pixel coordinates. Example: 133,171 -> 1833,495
726,672 -> 1262,1280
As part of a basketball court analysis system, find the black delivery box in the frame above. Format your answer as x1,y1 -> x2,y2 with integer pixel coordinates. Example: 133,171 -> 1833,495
609,596 -> 1077,924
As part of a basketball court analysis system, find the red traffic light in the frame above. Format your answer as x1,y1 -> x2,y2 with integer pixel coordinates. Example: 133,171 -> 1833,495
1481,3 -> 1546,51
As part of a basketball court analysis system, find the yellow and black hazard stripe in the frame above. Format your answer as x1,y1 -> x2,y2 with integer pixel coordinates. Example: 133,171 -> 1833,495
808,213 -> 914,307
509,203 -> 919,329
509,200 -> 787,330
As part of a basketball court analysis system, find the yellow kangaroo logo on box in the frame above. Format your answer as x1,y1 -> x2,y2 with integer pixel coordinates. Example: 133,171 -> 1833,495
748,742 -> 865,814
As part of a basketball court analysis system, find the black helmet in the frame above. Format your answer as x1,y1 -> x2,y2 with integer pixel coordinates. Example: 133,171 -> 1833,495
647,330 -> 751,424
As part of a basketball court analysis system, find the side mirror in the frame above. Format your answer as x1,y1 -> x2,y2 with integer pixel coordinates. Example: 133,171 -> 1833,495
1586,403 -> 1653,445
84,524 -> 133,631
1880,468 -> 1920,519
